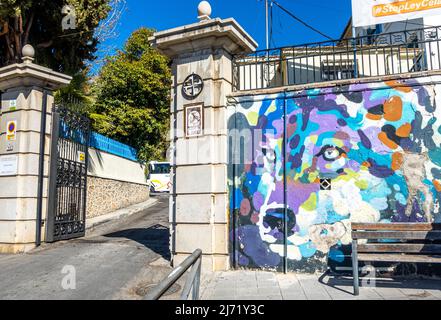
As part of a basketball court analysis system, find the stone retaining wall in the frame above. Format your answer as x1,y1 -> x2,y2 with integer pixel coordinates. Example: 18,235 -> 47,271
86,176 -> 150,219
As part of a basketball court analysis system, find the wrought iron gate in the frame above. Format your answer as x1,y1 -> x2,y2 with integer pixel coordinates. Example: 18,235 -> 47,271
46,106 -> 90,242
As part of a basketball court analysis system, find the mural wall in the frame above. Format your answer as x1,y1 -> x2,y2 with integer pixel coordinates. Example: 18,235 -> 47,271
228,77 -> 441,272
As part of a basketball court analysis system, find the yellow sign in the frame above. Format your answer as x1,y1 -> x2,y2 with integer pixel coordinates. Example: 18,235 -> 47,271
373,0 -> 441,17
77,151 -> 86,163
6,121 -> 17,141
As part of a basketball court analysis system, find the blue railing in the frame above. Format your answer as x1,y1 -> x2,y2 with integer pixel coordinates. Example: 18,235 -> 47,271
60,120 -> 138,161
89,132 -> 138,161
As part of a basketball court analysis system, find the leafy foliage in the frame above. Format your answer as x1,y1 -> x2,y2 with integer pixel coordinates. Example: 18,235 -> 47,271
54,71 -> 96,114
92,28 -> 171,162
0,0 -> 112,74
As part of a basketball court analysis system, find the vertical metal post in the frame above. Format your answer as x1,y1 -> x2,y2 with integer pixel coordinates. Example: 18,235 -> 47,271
266,0 -> 269,51
352,239 -> 360,296
283,92 -> 288,274
46,107 -> 60,243
352,25 -> 359,78
82,116 -> 91,231
192,257 -> 202,300
265,0 -> 271,88
232,103 -> 238,269
36,90 -> 48,247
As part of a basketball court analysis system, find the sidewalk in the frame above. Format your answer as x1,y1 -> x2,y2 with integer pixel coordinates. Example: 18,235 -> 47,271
200,270 -> 441,300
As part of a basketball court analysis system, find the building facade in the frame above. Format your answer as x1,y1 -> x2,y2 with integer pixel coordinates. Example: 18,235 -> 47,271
151,4 -> 441,273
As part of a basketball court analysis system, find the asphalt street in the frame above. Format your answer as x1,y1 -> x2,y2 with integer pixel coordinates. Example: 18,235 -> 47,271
0,195 -> 172,300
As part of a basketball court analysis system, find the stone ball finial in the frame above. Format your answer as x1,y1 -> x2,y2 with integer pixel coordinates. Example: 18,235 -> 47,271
22,44 -> 35,58
198,1 -> 212,21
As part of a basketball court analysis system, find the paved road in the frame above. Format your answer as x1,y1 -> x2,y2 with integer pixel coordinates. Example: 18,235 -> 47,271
0,196 -> 172,300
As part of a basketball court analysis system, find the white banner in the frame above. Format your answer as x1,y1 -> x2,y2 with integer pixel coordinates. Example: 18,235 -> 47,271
352,0 -> 441,27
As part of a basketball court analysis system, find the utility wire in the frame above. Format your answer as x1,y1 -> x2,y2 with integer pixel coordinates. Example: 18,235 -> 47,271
271,0 -> 333,41
270,1 -> 275,48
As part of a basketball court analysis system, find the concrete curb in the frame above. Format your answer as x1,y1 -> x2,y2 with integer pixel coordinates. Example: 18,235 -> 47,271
86,198 -> 160,230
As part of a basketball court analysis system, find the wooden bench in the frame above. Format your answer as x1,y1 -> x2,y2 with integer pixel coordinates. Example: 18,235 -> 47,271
351,223 -> 441,296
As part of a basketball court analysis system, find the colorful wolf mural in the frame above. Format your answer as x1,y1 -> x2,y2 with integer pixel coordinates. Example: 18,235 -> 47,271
229,78 -> 441,272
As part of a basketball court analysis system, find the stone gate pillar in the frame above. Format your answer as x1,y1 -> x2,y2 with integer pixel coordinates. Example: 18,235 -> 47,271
150,9 -> 257,271
0,48 -> 71,253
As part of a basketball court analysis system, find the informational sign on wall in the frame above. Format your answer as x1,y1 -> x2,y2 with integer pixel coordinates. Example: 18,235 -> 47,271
0,155 -> 18,176
9,99 -> 17,110
352,0 -> 441,27
6,121 -> 17,141
185,104 -> 204,138
77,151 -> 86,164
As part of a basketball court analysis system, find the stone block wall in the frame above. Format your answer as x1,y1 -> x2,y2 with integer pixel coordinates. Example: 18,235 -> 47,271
86,176 -> 149,218
86,147 -> 149,218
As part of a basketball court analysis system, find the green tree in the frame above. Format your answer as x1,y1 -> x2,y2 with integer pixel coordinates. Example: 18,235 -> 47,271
0,0 -> 113,74
92,28 -> 171,162
54,71 -> 96,113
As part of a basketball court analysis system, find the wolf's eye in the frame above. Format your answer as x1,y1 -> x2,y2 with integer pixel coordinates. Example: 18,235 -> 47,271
316,145 -> 346,162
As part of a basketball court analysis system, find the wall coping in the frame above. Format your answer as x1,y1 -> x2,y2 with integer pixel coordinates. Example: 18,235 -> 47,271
87,174 -> 148,187
229,70 -> 441,99
149,17 -> 258,58
0,61 -> 72,92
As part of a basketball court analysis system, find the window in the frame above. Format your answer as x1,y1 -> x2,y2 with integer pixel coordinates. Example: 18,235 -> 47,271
365,25 -> 383,45
321,60 -> 356,81
149,163 -> 171,175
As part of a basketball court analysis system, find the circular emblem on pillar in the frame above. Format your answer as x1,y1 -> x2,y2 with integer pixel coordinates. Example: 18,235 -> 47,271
182,73 -> 204,100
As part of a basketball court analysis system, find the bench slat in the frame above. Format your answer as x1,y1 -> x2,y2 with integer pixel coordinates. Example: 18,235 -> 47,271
352,223 -> 441,231
352,231 -> 441,240
358,243 -> 441,254
358,253 -> 441,264
352,223 -> 438,231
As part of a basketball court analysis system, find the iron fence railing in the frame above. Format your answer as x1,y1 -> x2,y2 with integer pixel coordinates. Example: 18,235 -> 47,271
233,25 -> 441,91
144,249 -> 202,300
89,132 -> 138,161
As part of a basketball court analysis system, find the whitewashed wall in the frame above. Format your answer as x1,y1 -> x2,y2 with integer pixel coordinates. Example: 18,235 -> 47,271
88,147 -> 147,185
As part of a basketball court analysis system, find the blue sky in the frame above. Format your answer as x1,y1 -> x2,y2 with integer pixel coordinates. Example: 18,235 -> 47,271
98,0 -> 352,59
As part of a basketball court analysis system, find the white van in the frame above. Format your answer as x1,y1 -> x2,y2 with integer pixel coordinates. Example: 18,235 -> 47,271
148,162 -> 171,193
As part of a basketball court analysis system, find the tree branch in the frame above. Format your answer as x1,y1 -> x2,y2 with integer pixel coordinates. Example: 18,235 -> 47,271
23,12 -> 35,45
37,40 -> 53,48
14,15 -> 21,57
4,30 -> 15,61
0,21 -> 9,37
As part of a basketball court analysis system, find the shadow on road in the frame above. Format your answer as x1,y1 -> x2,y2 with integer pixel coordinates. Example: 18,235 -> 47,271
104,224 -> 171,261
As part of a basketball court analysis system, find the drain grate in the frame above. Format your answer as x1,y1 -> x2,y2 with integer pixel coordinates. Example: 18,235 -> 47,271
135,282 -> 181,297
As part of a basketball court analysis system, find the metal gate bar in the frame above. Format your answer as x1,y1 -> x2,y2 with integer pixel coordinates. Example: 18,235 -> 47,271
46,106 -> 90,242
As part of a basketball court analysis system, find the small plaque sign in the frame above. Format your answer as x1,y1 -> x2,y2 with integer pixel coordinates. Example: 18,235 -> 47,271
185,104 -> 204,138
0,155 -> 18,176
9,100 -> 17,110
77,151 -> 86,164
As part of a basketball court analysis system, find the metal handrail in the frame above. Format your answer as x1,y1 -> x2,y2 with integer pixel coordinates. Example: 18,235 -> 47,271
232,25 -> 441,91
144,249 -> 202,300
